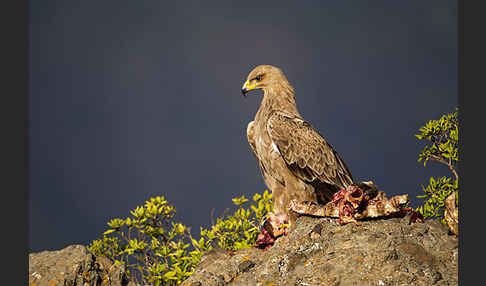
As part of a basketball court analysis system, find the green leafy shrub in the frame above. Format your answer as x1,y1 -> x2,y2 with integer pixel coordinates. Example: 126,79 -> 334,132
200,190 -> 273,251
87,196 -> 206,286
415,108 -> 459,223
87,191 -> 274,285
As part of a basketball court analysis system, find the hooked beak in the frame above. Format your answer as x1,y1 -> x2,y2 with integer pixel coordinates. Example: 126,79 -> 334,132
241,79 -> 260,97
241,87 -> 249,97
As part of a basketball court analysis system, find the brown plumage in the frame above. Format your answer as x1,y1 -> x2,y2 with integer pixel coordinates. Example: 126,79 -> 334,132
242,65 -> 354,220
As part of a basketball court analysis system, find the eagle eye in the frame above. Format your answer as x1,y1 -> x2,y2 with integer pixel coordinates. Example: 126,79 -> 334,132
255,74 -> 264,81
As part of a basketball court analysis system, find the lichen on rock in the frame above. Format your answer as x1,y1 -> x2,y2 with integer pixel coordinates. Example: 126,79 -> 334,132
29,244 -> 139,286
181,215 -> 458,286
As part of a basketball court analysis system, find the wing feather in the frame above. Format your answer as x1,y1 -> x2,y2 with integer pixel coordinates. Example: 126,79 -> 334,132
266,112 -> 353,189
247,121 -> 257,158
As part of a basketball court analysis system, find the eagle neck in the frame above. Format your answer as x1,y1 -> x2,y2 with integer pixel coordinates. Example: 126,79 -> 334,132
257,84 -> 301,122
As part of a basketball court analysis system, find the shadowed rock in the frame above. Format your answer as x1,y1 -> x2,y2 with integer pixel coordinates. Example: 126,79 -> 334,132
181,215 -> 458,286
29,244 -> 140,286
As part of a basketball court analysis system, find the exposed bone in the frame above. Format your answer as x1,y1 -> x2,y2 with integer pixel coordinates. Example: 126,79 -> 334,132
263,212 -> 290,237
255,212 -> 290,249
289,183 -> 414,225
257,182 -> 423,250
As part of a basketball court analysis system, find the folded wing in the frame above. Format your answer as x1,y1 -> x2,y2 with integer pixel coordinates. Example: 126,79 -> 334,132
266,112 -> 354,189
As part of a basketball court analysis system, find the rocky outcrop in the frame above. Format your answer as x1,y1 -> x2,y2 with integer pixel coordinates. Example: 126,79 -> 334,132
181,215 -> 458,286
29,215 -> 458,286
29,244 -> 140,286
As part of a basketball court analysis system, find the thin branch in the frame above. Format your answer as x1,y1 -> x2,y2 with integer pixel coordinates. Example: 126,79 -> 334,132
450,167 -> 459,182
428,154 -> 450,167
186,226 -> 203,253
428,153 -> 459,183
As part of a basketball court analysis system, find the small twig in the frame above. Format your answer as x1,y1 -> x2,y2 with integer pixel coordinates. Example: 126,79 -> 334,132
119,231 -> 130,244
210,208 -> 216,226
450,165 -> 459,182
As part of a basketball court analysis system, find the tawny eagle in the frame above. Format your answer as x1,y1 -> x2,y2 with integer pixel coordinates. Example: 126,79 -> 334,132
242,65 -> 354,220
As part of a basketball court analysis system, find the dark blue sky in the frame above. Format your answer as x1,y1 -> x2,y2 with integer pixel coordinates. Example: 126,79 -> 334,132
29,0 -> 457,252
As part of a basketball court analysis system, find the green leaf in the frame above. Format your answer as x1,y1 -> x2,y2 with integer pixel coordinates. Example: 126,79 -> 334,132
103,229 -> 116,235
232,196 -> 249,206
253,193 -> 262,201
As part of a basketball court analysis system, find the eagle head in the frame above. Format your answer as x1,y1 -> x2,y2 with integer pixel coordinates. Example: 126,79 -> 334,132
241,65 -> 290,97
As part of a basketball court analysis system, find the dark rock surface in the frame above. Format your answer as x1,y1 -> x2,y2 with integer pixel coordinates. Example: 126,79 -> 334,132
29,244 -> 140,286
181,216 -> 458,286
